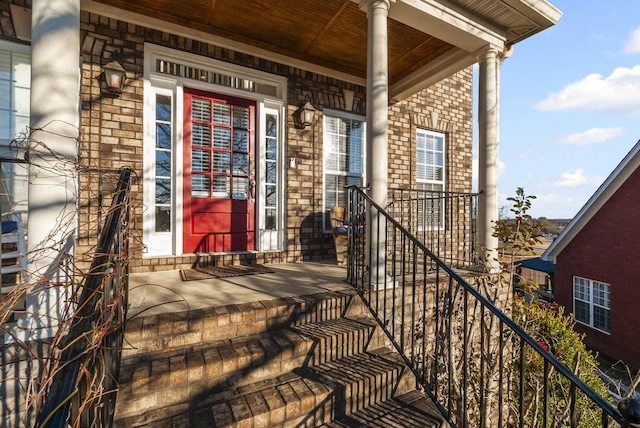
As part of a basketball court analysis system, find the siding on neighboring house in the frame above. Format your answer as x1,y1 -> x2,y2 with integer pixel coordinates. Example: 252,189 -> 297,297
554,166 -> 640,368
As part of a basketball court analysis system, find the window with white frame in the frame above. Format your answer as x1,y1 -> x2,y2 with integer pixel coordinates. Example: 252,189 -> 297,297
573,276 -> 610,333
0,41 -> 30,215
0,43 -> 30,146
154,93 -> 173,232
264,112 -> 278,230
323,111 -> 364,229
416,129 -> 445,229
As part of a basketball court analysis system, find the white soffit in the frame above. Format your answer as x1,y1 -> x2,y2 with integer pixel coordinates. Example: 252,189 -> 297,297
10,5 -> 31,42
81,0 -> 366,87
389,0 -> 507,53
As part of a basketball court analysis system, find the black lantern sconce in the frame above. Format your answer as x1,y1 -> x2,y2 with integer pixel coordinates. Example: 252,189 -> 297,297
102,60 -> 126,97
294,101 -> 315,129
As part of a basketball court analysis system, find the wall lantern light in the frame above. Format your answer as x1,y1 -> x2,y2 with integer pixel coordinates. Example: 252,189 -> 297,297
102,61 -> 126,96
294,101 -> 315,129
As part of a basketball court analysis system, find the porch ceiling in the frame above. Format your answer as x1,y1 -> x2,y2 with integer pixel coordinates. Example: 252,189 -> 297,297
89,0 -> 561,99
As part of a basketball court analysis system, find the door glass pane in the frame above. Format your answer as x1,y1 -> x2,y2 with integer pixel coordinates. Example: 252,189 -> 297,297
157,123 -> 172,149
192,124 -> 211,147
233,153 -> 249,175
233,106 -> 249,128
232,177 -> 248,200
155,206 -> 171,232
192,98 -> 210,121
213,152 -> 230,173
156,178 -> 171,204
192,149 -> 210,172
266,185 -> 276,205
213,103 -> 230,124
233,130 -> 248,152
156,95 -> 171,121
212,176 -> 230,198
156,151 -> 171,177
266,208 -> 276,230
213,128 -> 230,149
192,175 -> 209,198
155,94 -> 172,233
266,162 -> 276,183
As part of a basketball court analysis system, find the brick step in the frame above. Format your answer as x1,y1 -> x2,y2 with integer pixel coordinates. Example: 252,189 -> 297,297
323,390 -> 445,428
115,347 -> 416,427
123,289 -> 365,357
115,315 -> 387,421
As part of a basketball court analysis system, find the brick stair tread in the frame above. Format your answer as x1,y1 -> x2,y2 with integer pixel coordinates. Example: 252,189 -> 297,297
123,289 -> 362,357
116,347 -> 414,427
323,390 -> 445,428
116,316 -> 383,419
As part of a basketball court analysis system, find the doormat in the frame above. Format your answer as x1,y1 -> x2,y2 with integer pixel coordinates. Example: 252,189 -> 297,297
179,264 -> 275,281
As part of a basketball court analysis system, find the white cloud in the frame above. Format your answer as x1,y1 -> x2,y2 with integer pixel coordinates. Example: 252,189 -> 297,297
623,27 -> 640,54
553,169 -> 604,188
557,127 -> 625,145
531,193 -> 587,219
533,66 -> 640,116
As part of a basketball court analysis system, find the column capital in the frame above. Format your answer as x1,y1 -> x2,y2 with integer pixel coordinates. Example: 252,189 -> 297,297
359,0 -> 395,13
475,44 -> 515,62
475,46 -> 500,63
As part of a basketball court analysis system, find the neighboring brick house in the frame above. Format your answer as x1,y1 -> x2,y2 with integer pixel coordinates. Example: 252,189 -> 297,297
0,0 -> 561,339
542,140 -> 640,369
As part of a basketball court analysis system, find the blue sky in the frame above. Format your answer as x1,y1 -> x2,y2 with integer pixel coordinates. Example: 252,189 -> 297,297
477,0 -> 640,219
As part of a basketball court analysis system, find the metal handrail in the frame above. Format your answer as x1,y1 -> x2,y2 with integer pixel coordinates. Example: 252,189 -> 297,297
37,167 -> 132,428
386,187 -> 479,269
345,185 -> 631,427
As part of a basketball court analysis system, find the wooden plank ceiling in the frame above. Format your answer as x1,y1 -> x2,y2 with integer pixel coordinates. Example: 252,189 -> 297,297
92,0 -> 454,85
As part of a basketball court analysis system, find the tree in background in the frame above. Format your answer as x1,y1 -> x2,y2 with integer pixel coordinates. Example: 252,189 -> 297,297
495,188 -> 608,427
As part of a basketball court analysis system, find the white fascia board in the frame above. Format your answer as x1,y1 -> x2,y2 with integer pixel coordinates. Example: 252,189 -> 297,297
542,139 -> 640,263
389,0 -> 507,52
505,0 -> 563,27
81,0 -> 366,87
390,47 -> 475,101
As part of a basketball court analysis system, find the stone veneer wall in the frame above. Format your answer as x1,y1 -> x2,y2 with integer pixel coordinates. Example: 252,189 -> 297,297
2,3 -> 473,274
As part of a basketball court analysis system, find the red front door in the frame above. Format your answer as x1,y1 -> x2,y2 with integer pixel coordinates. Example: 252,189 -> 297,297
183,89 -> 256,252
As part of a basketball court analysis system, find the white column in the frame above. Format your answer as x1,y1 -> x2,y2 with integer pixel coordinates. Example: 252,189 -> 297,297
10,0 -> 80,341
477,48 -> 500,272
361,0 -> 392,286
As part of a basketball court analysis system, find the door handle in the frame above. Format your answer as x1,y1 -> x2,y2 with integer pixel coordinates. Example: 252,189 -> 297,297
249,178 -> 256,202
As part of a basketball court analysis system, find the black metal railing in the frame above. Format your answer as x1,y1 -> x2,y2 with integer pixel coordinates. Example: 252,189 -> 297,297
345,185 -> 635,427
387,188 -> 479,269
37,167 -> 132,428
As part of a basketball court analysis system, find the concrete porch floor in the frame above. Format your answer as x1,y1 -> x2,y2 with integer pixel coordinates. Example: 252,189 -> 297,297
127,261 -> 351,318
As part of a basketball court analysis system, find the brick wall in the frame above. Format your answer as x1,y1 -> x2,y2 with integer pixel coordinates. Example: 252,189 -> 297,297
554,167 -> 640,369
388,68 -> 474,192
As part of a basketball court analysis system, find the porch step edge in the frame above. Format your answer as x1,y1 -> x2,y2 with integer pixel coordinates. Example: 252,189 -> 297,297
115,346 -> 412,427
123,288 -> 364,357
115,315 -> 387,419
